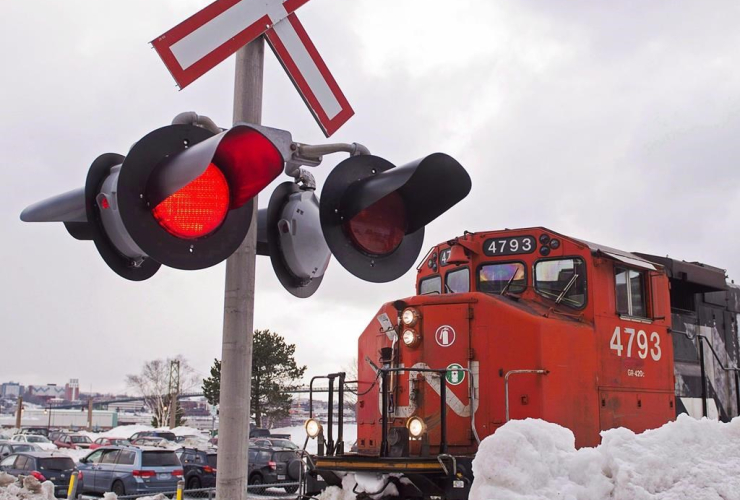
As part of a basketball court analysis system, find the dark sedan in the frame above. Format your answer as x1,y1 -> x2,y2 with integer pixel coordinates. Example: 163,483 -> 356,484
0,451 -> 77,498
175,448 -> 217,490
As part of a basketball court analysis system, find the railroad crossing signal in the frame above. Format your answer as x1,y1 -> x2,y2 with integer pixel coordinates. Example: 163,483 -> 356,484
319,153 -> 472,283
20,122 -> 291,280
21,118 -> 472,289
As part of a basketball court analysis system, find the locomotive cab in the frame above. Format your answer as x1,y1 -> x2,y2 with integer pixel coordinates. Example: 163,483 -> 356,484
304,227 -> 738,499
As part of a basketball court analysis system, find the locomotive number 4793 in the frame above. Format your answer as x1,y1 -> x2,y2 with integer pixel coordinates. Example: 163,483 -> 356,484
610,326 -> 662,361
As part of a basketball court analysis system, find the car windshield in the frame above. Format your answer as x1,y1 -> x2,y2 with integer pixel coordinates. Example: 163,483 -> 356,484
14,445 -> 33,452
71,436 -> 92,443
270,439 -> 298,449
27,436 -> 49,443
142,451 -> 179,467
38,457 -> 75,471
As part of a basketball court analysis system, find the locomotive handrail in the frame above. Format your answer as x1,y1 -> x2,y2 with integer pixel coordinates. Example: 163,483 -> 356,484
671,328 -> 740,418
504,369 -> 549,422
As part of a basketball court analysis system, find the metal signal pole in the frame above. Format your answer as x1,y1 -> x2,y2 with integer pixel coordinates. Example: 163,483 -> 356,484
216,37 -> 264,500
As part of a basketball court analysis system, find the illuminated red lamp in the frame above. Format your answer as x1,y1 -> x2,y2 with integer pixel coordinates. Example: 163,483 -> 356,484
152,163 -> 230,239
344,192 -> 407,255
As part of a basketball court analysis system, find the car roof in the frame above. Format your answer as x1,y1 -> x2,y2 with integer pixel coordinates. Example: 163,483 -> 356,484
13,451 -> 73,458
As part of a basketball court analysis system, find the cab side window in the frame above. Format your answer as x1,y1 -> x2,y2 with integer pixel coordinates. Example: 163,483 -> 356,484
419,276 -> 441,295
615,267 -> 647,317
445,268 -> 470,293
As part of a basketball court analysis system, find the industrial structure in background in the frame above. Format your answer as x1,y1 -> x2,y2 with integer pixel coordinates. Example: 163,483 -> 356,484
302,227 -> 740,500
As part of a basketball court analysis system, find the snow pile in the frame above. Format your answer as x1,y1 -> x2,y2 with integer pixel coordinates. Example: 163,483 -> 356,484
55,448 -> 90,463
470,414 -> 740,500
317,473 -> 398,500
0,473 -> 55,500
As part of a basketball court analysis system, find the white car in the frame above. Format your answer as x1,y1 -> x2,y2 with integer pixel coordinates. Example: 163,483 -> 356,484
11,434 -> 57,450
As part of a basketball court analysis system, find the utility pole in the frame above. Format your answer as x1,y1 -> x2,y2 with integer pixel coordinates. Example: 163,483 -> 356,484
168,359 -> 181,429
15,396 -> 23,429
87,399 -> 93,431
216,37 -> 263,500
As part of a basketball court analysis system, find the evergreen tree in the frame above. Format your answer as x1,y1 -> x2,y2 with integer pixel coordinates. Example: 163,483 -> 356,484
201,330 -> 306,427
202,359 -> 221,407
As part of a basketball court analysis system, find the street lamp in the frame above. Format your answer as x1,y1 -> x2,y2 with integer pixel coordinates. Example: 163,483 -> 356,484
44,404 -> 52,432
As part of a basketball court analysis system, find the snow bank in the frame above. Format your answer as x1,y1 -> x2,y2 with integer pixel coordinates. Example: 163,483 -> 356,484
0,473 -> 56,500
470,414 -> 740,500
317,473 -> 398,500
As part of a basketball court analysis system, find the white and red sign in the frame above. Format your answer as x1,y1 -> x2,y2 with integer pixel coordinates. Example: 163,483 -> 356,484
435,325 -> 456,347
151,0 -> 353,137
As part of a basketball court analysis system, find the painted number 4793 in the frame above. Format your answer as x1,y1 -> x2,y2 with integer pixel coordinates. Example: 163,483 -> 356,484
609,326 -> 661,360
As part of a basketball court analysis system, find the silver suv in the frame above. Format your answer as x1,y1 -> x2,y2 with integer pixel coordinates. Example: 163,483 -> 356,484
78,446 -> 183,496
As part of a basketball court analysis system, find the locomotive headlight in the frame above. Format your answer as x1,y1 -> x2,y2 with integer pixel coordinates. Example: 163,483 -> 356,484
402,329 -> 421,348
402,308 -> 420,326
305,418 -> 322,439
406,416 -> 426,438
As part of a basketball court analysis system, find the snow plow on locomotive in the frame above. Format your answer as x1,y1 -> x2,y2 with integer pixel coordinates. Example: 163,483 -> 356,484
302,227 -> 740,499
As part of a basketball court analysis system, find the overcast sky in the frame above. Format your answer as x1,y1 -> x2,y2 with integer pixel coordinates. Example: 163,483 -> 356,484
1,0 -> 739,395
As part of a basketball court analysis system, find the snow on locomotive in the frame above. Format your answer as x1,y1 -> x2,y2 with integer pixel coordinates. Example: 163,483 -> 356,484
303,227 -> 740,499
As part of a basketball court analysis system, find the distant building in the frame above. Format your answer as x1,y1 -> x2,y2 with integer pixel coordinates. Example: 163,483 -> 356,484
27,384 -> 66,401
65,379 -> 80,401
1,382 -> 22,398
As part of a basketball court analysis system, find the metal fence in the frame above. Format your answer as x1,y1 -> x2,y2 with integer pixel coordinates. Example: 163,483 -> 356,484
78,480 -> 303,500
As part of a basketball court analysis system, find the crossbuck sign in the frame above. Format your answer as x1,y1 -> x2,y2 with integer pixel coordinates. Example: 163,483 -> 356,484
152,0 -> 354,137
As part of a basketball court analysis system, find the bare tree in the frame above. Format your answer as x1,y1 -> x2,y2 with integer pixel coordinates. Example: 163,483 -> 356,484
342,357 -> 358,408
126,355 -> 199,428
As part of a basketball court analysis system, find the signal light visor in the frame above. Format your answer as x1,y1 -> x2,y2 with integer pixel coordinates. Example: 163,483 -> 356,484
152,163 -> 230,239
406,416 -> 426,438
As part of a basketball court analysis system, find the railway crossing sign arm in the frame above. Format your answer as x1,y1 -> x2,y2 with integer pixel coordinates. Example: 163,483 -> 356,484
151,0 -> 353,137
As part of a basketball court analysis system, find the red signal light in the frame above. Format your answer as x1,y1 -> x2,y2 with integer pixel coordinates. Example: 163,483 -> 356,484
344,192 -> 407,255
152,163 -> 230,239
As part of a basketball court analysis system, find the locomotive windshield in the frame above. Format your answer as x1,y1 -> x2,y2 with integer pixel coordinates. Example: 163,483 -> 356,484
478,262 -> 526,294
419,275 -> 441,294
445,267 -> 470,293
534,258 -> 586,308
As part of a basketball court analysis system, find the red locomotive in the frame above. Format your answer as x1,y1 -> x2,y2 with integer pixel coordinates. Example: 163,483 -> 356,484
304,227 -> 740,499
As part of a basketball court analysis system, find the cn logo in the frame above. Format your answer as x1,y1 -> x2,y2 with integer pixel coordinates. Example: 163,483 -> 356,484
435,325 -> 456,347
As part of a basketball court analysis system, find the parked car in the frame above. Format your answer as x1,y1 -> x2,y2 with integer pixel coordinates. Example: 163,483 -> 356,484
54,434 -> 93,450
0,440 -> 42,459
77,446 -> 183,496
10,434 -> 57,451
249,437 -> 298,450
90,437 -> 130,450
129,431 -> 176,442
48,431 -> 70,443
131,437 -> 170,447
175,448 -> 217,490
19,427 -> 49,437
0,451 -> 77,498
247,447 -> 301,494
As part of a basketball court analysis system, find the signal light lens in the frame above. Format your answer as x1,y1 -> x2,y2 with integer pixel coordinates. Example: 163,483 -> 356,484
402,329 -> 420,348
305,418 -> 322,439
406,416 -> 426,438
402,308 -> 420,326
344,192 -> 407,256
152,163 -> 230,239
